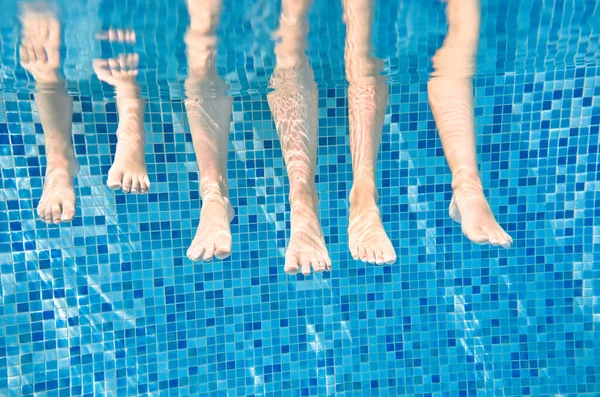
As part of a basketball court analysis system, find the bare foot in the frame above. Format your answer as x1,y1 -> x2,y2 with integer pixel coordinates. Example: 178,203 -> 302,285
187,197 -> 235,261
285,193 -> 331,276
345,82 -> 395,265
184,91 -> 235,262
96,28 -> 136,43
37,160 -> 79,224
93,54 -> 140,93
105,97 -> 149,194
93,54 -> 150,193
20,10 -> 79,224
19,13 -> 62,85
449,168 -> 512,248
268,0 -> 331,275
348,190 -> 396,264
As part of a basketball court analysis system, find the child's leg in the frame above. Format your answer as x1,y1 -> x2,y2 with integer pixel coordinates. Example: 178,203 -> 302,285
268,0 -> 331,276
343,0 -> 396,264
93,49 -> 150,194
184,0 -> 234,261
20,12 -> 79,223
428,0 -> 512,247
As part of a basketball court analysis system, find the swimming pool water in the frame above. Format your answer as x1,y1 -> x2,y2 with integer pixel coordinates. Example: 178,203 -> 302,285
0,0 -> 599,396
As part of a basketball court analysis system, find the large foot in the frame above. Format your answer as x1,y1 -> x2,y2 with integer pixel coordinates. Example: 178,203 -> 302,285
37,159 -> 79,224
449,170 -> 512,248
187,198 -> 235,261
348,190 -> 396,265
285,194 -> 331,276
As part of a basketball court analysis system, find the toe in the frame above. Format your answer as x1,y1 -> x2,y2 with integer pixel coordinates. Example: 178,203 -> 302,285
51,204 -> 62,224
203,244 -> 215,261
488,233 -> 503,247
359,247 -> 369,263
36,203 -> 45,220
187,244 -> 206,262
214,247 -> 232,260
130,177 -> 141,194
140,176 -> 150,193
44,207 -> 53,224
349,243 -> 359,260
375,249 -> 385,265
121,174 -> 133,193
299,255 -> 311,276
106,170 -> 123,190
498,229 -> 513,248
314,260 -> 324,273
324,257 -> 332,271
383,250 -> 397,265
284,252 -> 300,275
311,257 -> 323,273
497,234 -> 512,249
366,248 -> 377,264
61,202 -> 76,222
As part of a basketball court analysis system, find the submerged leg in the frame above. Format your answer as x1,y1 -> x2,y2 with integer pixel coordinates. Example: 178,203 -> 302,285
428,0 -> 512,248
343,0 -> 396,264
184,0 -> 234,261
93,49 -> 150,194
268,0 -> 331,276
20,12 -> 78,224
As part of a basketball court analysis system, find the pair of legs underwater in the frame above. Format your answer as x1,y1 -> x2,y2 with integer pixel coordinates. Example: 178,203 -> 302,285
267,0 -> 397,275
19,7 -> 148,225
269,0 -> 512,276
19,2 -> 233,261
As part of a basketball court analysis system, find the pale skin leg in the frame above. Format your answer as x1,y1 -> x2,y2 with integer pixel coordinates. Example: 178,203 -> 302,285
184,0 -> 234,261
93,39 -> 150,194
343,0 -> 397,265
428,0 -> 512,248
267,0 -> 332,276
19,11 -> 79,224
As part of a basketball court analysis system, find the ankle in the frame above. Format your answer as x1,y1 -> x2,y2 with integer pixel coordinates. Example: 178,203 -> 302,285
451,167 -> 481,191
289,185 -> 318,210
46,150 -> 76,167
349,178 -> 378,205
200,178 -> 229,200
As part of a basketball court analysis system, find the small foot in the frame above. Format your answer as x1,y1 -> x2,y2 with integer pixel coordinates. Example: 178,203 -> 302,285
348,192 -> 396,265
285,198 -> 331,276
449,182 -> 513,248
105,96 -> 150,193
37,159 -> 79,224
187,198 -> 235,261
93,53 -> 140,95
105,109 -> 150,194
95,29 -> 136,43
94,55 -> 149,194
19,13 -> 62,85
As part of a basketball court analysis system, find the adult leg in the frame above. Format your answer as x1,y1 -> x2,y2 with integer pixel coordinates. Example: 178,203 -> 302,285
343,0 -> 396,264
268,0 -> 331,275
428,0 -> 512,247
184,0 -> 234,261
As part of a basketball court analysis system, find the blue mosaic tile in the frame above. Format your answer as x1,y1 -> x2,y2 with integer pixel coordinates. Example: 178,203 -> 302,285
0,0 -> 599,396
